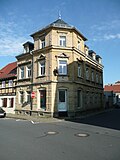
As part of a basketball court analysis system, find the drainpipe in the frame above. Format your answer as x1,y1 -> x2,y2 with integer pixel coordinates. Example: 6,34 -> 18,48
30,51 -> 33,116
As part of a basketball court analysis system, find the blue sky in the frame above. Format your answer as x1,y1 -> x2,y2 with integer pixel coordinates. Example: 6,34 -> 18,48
0,0 -> 120,85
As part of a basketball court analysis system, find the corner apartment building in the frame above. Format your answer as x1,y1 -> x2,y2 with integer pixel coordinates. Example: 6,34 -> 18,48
15,18 -> 104,117
0,62 -> 17,113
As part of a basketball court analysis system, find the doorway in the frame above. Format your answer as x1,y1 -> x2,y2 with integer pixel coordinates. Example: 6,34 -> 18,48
39,90 -> 46,110
58,89 -> 68,117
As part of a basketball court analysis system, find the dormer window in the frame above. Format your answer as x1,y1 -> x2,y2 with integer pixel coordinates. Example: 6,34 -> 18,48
24,46 -> 29,53
60,36 -> 66,47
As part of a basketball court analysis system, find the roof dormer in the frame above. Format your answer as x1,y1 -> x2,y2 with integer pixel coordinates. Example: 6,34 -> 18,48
23,41 -> 34,53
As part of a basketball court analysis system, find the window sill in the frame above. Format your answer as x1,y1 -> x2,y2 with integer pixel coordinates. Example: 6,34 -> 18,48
18,78 -> 31,82
36,75 -> 46,79
58,74 -> 68,77
77,76 -> 83,79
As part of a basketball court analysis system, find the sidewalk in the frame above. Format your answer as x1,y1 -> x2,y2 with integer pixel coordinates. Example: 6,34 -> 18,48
6,113 -> 62,123
6,108 -> 114,123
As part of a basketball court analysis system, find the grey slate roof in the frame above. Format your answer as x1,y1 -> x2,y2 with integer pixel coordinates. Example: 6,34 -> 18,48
48,19 -> 72,28
31,18 -> 72,37
30,18 -> 87,40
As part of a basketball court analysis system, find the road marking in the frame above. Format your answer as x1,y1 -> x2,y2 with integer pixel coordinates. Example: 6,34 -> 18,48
16,119 -> 27,122
31,120 -> 40,124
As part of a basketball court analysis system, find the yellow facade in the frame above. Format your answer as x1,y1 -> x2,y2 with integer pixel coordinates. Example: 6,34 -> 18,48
15,18 -> 103,117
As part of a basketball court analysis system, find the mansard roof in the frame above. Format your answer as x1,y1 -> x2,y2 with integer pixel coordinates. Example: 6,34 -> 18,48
31,18 -> 87,41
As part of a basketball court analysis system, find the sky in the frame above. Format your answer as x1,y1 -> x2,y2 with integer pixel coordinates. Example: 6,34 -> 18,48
0,0 -> 120,85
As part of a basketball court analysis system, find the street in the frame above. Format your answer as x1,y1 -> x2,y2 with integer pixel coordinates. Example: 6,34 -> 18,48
0,109 -> 120,160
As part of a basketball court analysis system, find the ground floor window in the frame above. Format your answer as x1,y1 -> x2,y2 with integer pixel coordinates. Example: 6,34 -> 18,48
39,90 -> 46,110
19,91 -> 24,104
26,91 -> 31,103
77,90 -> 82,108
8,98 -> 14,108
0,97 -> 14,108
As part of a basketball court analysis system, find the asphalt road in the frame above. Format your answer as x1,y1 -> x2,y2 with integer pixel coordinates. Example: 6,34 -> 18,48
0,109 -> 120,160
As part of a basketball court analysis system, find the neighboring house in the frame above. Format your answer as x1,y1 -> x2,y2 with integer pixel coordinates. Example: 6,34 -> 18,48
15,17 -> 104,117
104,81 -> 120,108
0,62 -> 17,113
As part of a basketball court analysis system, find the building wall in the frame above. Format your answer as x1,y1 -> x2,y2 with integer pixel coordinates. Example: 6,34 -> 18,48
15,23 -> 103,117
0,78 -> 16,113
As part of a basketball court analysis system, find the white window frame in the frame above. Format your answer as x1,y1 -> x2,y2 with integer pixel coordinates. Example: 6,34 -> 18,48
41,39 -> 45,49
9,80 -> 13,87
2,81 -> 5,88
26,91 -> 31,103
38,60 -> 45,76
39,37 -> 45,49
91,70 -> 94,82
77,41 -> 80,50
19,66 -> 24,79
60,36 -> 66,47
19,91 -> 24,104
96,73 -> 99,83
77,90 -> 82,108
78,64 -> 82,77
58,60 -> 67,75
26,65 -> 31,78
86,67 -> 89,80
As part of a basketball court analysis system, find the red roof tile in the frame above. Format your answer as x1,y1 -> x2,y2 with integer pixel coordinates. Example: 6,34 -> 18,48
104,84 -> 120,93
0,62 -> 17,79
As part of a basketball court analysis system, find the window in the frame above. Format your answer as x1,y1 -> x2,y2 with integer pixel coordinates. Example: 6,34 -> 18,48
26,91 -> 31,103
2,81 -> 5,88
20,66 -> 24,79
91,71 -> 94,81
60,36 -> 66,47
96,73 -> 99,83
39,37 -> 45,49
19,91 -> 24,104
26,65 -> 31,78
58,60 -> 67,75
39,90 -> 46,109
77,90 -> 82,108
86,68 -> 89,80
39,60 -> 45,76
78,41 -> 80,50
41,38 -> 45,48
9,80 -> 13,87
100,75 -> 102,84
78,64 -> 82,77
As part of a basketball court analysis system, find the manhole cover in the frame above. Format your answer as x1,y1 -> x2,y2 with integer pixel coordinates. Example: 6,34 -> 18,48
75,133 -> 90,137
45,131 -> 59,135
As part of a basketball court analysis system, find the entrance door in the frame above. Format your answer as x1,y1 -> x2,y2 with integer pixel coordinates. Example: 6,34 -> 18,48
3,98 -> 7,107
39,90 -> 46,110
58,89 -> 67,112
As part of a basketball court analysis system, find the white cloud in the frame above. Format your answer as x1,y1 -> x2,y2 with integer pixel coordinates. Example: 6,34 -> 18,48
90,19 -> 120,42
0,17 -> 31,56
91,19 -> 120,31
103,33 -> 120,40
